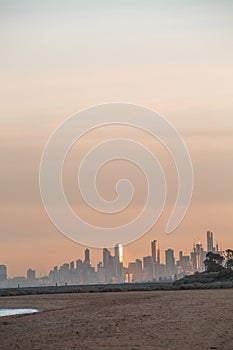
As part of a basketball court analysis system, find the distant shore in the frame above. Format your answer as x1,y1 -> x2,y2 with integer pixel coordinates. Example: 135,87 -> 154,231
1,276 -> 233,297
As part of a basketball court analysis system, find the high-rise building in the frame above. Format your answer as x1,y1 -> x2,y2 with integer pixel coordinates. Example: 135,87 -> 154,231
70,261 -> 74,270
165,249 -> 175,277
191,243 -> 206,272
27,268 -> 36,282
179,251 -> 183,261
97,262 -> 105,284
103,248 -> 110,269
157,243 -> 161,264
84,248 -> 90,264
135,259 -> 143,282
177,251 -> 192,276
59,263 -> 70,283
0,265 -> 7,281
151,240 -> 160,264
114,244 -> 123,282
76,259 -> 82,270
103,248 -> 114,283
143,256 -> 153,281
207,231 -> 214,253
151,240 -> 157,262
114,243 -> 123,263
128,262 -> 136,282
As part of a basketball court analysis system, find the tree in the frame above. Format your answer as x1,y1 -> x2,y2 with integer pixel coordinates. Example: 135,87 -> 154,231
224,249 -> 233,270
226,259 -> 233,270
204,252 -> 224,272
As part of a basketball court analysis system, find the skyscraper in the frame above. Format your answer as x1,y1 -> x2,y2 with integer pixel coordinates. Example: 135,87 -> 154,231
103,248 -> 114,283
84,248 -> 90,264
27,268 -> 36,282
114,243 -> 123,263
135,259 -> 143,282
191,242 -> 206,272
114,243 -> 123,282
207,230 -> 214,253
143,256 -> 153,281
165,249 -> 175,277
151,240 -> 160,263
157,243 -> 160,264
151,240 -> 157,262
103,248 -> 110,269
0,265 -> 7,281
128,262 -> 136,282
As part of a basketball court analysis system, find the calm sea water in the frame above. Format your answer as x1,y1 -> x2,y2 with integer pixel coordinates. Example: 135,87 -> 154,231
0,309 -> 39,317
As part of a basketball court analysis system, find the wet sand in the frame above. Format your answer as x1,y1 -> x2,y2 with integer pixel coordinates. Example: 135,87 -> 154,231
0,289 -> 232,350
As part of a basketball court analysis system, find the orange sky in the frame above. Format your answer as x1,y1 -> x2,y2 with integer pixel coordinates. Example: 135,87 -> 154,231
1,1 -> 233,277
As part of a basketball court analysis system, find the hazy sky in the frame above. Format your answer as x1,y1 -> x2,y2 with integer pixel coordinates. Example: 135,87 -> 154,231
1,0 -> 233,277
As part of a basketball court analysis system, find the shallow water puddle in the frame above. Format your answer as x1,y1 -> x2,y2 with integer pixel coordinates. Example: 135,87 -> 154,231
0,309 -> 39,317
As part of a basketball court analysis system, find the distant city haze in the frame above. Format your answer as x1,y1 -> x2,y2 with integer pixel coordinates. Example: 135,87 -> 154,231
1,1 -> 233,277
0,232 -> 222,287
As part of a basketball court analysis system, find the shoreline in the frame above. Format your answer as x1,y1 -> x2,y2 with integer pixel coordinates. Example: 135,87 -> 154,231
1,280 -> 233,297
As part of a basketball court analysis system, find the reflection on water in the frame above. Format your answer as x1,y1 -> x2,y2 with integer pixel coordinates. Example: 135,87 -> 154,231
0,309 -> 39,317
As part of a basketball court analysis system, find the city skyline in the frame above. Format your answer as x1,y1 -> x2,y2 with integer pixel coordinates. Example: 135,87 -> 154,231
0,230 -> 225,283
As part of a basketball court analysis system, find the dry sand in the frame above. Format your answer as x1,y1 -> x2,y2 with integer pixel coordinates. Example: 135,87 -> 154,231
0,289 -> 232,350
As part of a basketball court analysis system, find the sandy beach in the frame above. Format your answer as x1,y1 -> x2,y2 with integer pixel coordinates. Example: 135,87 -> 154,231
0,289 -> 232,350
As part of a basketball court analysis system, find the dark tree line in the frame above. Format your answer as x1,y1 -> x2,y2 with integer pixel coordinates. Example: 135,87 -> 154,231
204,249 -> 233,273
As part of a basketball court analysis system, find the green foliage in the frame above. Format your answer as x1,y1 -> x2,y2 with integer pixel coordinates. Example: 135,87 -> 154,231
224,249 -> 233,270
204,252 -> 224,272
226,259 -> 233,270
